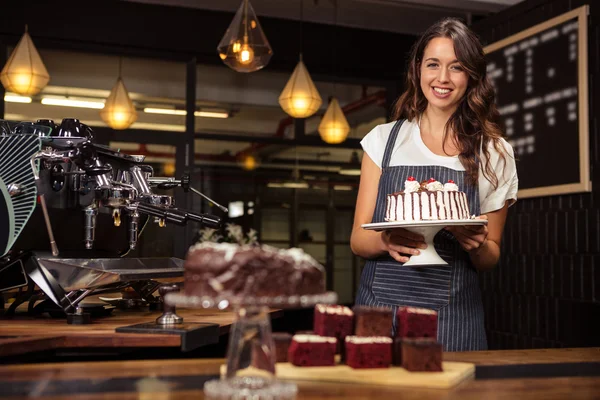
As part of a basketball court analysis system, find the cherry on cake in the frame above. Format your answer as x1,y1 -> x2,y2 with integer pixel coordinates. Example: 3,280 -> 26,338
287,334 -> 337,367
184,243 -> 325,298
313,304 -> 354,344
396,306 -> 438,339
345,336 -> 392,369
385,177 -> 471,222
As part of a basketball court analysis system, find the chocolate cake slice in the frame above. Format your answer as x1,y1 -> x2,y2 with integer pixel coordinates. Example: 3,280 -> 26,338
401,338 -> 443,372
353,306 -> 393,337
273,332 -> 293,363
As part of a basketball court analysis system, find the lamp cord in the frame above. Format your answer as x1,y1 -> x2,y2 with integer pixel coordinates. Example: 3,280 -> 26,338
118,57 -> 122,79
333,0 -> 337,97
244,0 -> 249,43
299,0 -> 304,61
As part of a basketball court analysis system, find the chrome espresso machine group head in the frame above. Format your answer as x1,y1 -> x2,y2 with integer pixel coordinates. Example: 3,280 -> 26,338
24,118 -> 223,254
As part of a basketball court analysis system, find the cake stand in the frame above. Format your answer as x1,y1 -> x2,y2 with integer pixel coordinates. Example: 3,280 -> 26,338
361,219 -> 488,266
165,291 -> 338,400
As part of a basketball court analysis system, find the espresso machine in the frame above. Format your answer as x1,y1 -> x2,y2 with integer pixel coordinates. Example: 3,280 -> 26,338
0,118 -> 224,323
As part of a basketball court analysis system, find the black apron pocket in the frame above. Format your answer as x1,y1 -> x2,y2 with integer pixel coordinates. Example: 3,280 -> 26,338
371,260 -> 451,311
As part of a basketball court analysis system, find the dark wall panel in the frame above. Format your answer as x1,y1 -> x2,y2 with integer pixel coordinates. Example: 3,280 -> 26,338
473,0 -> 600,349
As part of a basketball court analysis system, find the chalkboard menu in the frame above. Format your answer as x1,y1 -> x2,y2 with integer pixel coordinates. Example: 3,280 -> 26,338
484,6 -> 590,198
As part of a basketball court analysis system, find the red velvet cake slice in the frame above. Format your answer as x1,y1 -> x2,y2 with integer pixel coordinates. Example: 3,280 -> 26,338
353,306 -> 393,337
396,306 -> 438,339
345,336 -> 392,369
313,304 -> 354,343
287,334 -> 337,367
401,338 -> 443,372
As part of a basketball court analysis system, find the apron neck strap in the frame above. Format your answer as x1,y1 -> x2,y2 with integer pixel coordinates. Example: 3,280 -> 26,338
381,119 -> 405,169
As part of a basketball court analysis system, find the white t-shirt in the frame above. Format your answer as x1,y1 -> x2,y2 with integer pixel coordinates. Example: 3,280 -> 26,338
360,119 -> 518,214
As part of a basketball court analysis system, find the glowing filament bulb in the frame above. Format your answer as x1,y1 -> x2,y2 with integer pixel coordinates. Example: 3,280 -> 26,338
237,44 -> 254,65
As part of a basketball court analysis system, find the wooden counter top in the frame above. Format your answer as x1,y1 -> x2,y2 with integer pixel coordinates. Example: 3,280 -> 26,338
0,307 -> 283,356
0,348 -> 597,399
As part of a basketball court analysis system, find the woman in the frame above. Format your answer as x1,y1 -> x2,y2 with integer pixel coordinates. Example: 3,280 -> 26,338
350,18 -> 518,351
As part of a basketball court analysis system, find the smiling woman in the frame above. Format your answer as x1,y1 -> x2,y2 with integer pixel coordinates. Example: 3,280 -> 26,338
350,18 -> 519,352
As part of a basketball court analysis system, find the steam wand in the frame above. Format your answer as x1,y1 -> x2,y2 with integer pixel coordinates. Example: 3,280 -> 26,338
147,175 -> 228,213
30,150 -> 70,256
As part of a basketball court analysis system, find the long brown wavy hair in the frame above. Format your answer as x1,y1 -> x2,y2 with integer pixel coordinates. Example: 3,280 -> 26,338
392,18 -> 508,189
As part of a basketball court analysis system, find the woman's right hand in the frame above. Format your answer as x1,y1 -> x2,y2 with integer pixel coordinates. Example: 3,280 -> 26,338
381,228 -> 427,263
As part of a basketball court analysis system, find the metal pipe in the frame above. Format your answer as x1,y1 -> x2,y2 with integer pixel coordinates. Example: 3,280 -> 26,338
131,166 -> 152,194
129,210 -> 140,250
83,203 -> 98,250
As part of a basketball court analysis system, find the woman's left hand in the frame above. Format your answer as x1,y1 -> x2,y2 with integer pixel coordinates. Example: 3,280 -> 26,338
444,215 -> 488,254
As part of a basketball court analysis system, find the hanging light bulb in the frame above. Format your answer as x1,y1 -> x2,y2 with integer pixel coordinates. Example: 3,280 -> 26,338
0,26 -> 49,96
318,97 -> 350,144
238,152 -> 260,171
279,58 -> 322,118
100,76 -> 137,130
237,43 -> 254,65
217,0 -> 272,73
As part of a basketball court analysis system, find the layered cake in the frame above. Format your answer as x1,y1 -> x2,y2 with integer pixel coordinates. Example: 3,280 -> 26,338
345,336 -> 392,369
313,304 -> 354,344
184,242 -> 325,298
396,306 -> 438,339
287,334 -> 337,367
353,306 -> 393,337
401,338 -> 443,372
385,177 -> 470,222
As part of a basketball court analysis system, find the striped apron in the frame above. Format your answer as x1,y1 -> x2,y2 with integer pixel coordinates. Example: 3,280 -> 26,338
355,119 -> 488,351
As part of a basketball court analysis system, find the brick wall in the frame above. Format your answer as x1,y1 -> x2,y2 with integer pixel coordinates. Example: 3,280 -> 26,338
473,0 -> 600,349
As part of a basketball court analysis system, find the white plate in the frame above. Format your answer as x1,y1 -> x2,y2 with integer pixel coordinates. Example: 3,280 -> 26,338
361,219 -> 487,231
361,219 -> 487,266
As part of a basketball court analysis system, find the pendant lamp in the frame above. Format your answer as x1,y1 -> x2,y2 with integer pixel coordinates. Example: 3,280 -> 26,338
318,1 -> 349,144
279,0 -> 321,118
217,0 -> 272,73
100,60 -> 137,130
318,97 -> 350,144
0,26 -> 49,96
279,56 -> 322,118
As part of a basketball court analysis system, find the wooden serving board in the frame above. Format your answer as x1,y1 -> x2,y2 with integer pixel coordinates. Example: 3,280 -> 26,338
221,361 -> 475,389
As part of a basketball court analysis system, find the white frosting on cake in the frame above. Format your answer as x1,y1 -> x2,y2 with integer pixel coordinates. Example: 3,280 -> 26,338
345,336 -> 393,344
405,192 -> 413,221
444,182 -> 459,191
421,192 -> 430,220
412,193 -> 420,221
426,181 -> 444,191
403,307 -> 437,315
396,195 -> 403,220
449,192 -> 458,219
316,304 -> 353,316
437,192 -> 446,220
430,193 -> 438,219
404,180 -> 420,193
293,334 -> 337,344
187,242 -> 322,269
383,179 -> 470,222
